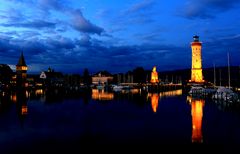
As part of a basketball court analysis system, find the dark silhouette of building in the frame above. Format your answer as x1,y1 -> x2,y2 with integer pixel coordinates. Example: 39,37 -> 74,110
40,67 -> 64,87
16,52 -> 28,87
0,64 -> 13,86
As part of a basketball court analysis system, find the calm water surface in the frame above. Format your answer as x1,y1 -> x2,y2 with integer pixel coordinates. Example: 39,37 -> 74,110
0,88 -> 240,152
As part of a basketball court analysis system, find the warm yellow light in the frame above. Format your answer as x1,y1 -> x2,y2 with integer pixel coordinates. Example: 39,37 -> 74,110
150,66 -> 159,83
191,40 -> 204,83
151,93 -> 159,113
35,89 -> 43,95
92,89 -> 114,100
21,105 -> 28,115
190,97 -> 204,143
159,89 -> 182,97
22,66 -> 28,71
11,94 -> 17,103
16,66 -> 28,71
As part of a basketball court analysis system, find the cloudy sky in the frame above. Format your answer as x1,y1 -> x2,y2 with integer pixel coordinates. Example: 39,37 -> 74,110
0,0 -> 240,74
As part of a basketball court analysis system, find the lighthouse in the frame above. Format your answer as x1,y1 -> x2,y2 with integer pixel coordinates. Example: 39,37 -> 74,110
190,35 -> 204,83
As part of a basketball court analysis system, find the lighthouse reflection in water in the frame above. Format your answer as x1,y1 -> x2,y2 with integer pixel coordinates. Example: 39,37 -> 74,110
148,89 -> 182,113
187,96 -> 204,143
2,87 -> 240,152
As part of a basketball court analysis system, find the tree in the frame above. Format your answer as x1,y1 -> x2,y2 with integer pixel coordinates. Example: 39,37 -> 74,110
133,67 -> 146,83
0,64 -> 13,85
83,68 -> 91,86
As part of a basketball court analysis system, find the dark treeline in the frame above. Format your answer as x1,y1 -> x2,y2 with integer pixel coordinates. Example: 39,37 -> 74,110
1,64 -> 240,87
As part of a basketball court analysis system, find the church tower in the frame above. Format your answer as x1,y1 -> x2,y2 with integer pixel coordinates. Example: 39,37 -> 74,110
190,35 -> 204,83
16,52 -> 27,87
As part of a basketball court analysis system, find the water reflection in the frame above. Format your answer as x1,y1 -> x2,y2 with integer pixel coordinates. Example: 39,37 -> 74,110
150,93 -> 159,113
187,96 -> 204,143
159,89 -> 182,97
11,93 -> 17,103
35,89 -> 43,95
15,90 -> 28,126
148,90 -> 182,113
91,89 -> 114,100
121,88 -> 141,94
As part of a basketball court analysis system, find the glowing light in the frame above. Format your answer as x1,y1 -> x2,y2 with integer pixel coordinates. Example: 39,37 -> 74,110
92,89 -> 114,100
26,91 -> 30,98
130,89 -> 140,94
35,89 -> 43,95
16,66 -> 27,71
159,89 -> 182,97
21,105 -> 28,115
150,93 -> 159,113
188,96 -> 204,143
150,66 -> 159,83
11,94 -> 17,103
190,36 -> 204,83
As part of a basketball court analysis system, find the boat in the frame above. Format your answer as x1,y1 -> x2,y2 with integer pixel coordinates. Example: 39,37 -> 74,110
112,85 -> 123,92
96,85 -> 104,90
189,86 -> 205,95
212,86 -> 238,102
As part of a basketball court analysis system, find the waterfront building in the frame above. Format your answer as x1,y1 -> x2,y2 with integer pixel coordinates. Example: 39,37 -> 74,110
92,71 -> 113,86
40,67 -> 64,87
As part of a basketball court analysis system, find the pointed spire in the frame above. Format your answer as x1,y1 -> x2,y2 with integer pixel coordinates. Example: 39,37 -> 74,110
16,52 -> 27,66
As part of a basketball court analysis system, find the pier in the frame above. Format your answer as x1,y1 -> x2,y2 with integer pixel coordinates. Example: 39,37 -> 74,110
146,83 -> 182,92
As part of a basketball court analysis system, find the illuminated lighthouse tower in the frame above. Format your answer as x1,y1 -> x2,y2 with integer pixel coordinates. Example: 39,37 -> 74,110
190,35 -> 204,83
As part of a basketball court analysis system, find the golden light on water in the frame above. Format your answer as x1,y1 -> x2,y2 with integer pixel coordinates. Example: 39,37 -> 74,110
21,105 -> 28,115
150,93 -> 159,113
11,93 -> 17,103
26,91 -> 29,98
35,89 -> 43,95
92,89 -> 114,100
148,90 -> 182,113
159,89 -> 182,97
188,96 -> 204,143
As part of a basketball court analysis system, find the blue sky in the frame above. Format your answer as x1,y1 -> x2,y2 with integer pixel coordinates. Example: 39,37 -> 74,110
0,0 -> 240,74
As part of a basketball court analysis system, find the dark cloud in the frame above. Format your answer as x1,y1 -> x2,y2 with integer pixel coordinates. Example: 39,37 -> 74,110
1,20 -> 56,29
76,34 -> 92,46
37,0 -> 105,35
4,0 -> 67,11
202,34 -> 240,67
38,0 -> 65,11
125,0 -> 155,14
56,26 -> 68,32
134,33 -> 163,43
71,9 -> 104,35
46,36 -> 76,50
3,8 -> 25,22
18,31 -> 40,39
1,30 -> 240,74
112,0 -> 156,26
178,0 -> 240,19
1,0 -> 104,36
